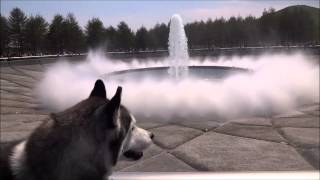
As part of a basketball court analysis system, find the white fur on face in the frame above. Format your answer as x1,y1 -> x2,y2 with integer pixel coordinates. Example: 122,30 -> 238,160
123,114 -> 152,152
10,141 -> 27,175
124,114 -> 152,152
127,125 -> 152,151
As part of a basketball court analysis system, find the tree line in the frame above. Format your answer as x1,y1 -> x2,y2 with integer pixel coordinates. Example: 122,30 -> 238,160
0,5 -> 319,57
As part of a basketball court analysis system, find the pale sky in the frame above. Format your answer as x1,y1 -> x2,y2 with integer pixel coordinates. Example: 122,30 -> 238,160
1,0 -> 319,31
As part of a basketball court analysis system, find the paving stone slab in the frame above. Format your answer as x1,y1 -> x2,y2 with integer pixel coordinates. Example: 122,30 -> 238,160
1,77 -> 36,89
273,110 -> 312,118
1,73 -> 36,83
215,123 -> 287,142
15,64 -> 44,72
0,93 -> 38,104
115,144 -> 163,171
229,117 -> 272,126
0,79 -> 21,87
172,132 -> 313,171
0,79 -> 33,89
305,110 -> 320,116
120,153 -> 196,172
1,99 -> 38,109
273,117 -> 320,128
137,121 -> 167,130
13,68 -> 44,80
0,130 -> 32,142
0,67 -> 19,74
1,114 -> 47,133
2,91 -> 34,98
150,125 -> 203,149
280,127 -> 319,148
0,106 -> 49,115
0,79 -> 35,89
174,120 -> 221,131
296,148 -> 320,169
0,89 -> 9,94
297,104 -> 320,112
41,63 -> 56,69
0,114 -> 48,122
1,119 -> 22,129
1,120 -> 42,132
0,85 -> 32,94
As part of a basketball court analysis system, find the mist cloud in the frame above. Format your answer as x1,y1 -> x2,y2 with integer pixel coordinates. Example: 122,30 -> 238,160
36,51 -> 319,122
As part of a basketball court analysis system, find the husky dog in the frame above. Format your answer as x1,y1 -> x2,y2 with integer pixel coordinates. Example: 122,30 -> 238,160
0,79 -> 153,180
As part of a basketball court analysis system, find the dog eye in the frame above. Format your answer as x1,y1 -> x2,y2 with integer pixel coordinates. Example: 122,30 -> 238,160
131,126 -> 134,131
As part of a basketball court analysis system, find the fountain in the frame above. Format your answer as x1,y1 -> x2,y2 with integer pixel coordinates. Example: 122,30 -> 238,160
105,14 -> 248,82
37,14 -> 318,125
168,14 -> 189,80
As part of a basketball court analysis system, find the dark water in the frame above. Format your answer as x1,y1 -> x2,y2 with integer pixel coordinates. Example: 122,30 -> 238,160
105,66 -> 250,82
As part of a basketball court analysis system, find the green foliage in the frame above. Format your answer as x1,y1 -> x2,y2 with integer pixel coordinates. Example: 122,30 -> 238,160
0,14 -> 9,56
134,26 -> 148,51
116,21 -> 134,51
273,5 -> 319,44
105,26 -> 117,51
47,14 -> 65,54
8,7 -> 27,56
1,5 -> 319,57
63,14 -> 85,54
147,23 -> 169,50
85,18 -> 106,49
24,15 -> 48,55
185,5 -> 319,48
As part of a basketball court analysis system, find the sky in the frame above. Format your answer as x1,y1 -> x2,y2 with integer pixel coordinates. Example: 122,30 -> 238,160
1,0 -> 319,31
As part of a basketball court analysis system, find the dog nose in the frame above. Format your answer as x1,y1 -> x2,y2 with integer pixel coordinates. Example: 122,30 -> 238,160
150,133 -> 154,139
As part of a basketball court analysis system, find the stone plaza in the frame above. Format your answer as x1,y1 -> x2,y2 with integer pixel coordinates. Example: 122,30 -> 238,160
0,59 -> 319,172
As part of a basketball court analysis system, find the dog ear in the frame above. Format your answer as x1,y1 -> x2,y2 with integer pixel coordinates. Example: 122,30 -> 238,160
90,79 -> 107,98
106,86 -> 122,128
95,86 -> 122,128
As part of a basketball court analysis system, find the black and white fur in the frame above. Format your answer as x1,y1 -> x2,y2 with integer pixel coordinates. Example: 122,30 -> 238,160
0,79 -> 153,180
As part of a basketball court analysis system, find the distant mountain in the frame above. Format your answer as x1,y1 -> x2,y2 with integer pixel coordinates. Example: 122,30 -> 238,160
260,5 -> 319,43
275,5 -> 319,22
278,5 -> 318,12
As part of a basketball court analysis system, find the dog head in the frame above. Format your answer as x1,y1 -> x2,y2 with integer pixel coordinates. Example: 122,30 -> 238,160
50,79 -> 153,166
88,79 -> 153,163
17,79 -> 153,179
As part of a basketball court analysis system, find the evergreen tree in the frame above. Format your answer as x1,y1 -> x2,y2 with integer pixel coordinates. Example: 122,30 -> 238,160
63,13 -> 85,54
47,14 -> 64,54
116,21 -> 134,51
8,7 -> 27,56
147,23 -> 169,50
134,26 -> 148,51
85,18 -> 106,49
105,26 -> 117,51
25,15 -> 48,55
1,5 -> 319,57
0,15 -> 9,57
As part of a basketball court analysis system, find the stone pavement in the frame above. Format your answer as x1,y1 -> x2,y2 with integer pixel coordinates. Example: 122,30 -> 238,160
0,62 -> 319,172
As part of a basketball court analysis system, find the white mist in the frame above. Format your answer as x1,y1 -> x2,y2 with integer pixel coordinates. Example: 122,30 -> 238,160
36,52 -> 319,122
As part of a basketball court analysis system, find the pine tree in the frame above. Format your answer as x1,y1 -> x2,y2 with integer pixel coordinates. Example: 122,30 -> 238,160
116,21 -> 134,51
63,13 -> 85,54
134,26 -> 148,51
47,14 -> 64,54
25,15 -> 48,55
8,7 -> 27,56
0,15 -> 9,57
85,18 -> 106,49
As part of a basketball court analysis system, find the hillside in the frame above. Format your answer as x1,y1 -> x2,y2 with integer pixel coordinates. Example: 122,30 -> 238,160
259,5 -> 319,44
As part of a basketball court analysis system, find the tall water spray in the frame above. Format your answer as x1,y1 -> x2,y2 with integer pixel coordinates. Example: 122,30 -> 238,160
168,14 -> 189,80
